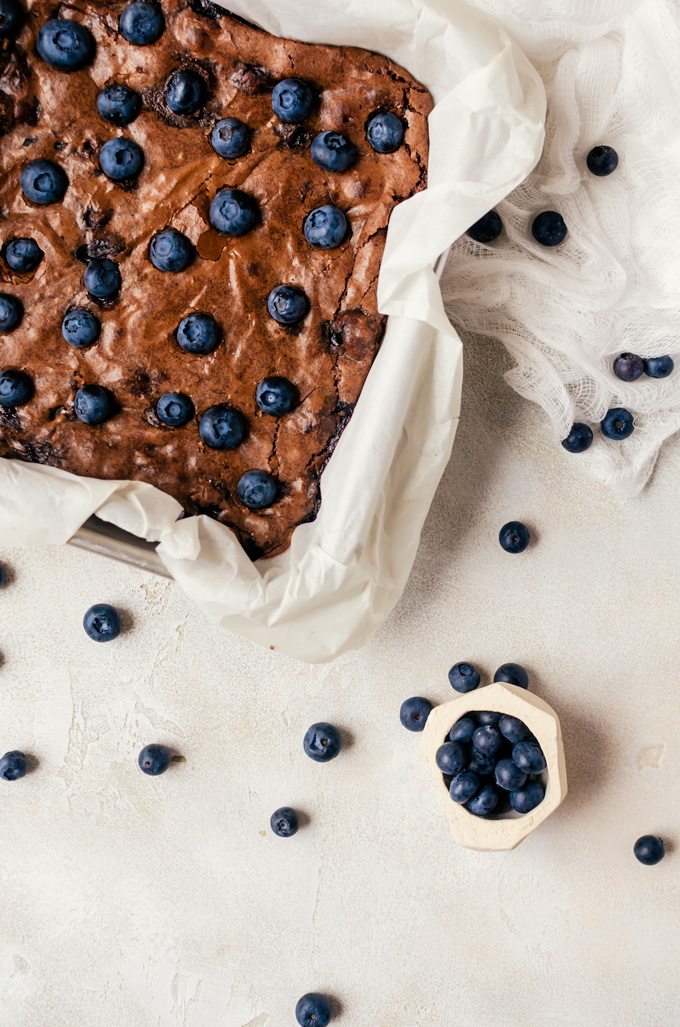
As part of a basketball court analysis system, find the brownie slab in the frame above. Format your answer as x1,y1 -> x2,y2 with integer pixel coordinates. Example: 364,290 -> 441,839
0,0 -> 431,557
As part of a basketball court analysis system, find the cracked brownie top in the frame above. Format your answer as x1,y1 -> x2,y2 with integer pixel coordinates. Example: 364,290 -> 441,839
0,0 -> 431,558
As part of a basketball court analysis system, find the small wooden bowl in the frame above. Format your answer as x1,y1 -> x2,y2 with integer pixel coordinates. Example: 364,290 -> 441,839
422,682 -> 568,851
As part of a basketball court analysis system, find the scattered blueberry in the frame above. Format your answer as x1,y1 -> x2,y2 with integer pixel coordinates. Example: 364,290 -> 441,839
83,602 -> 121,642
99,137 -> 144,181
448,661 -> 480,693
119,1 -> 165,46
472,725 -> 503,758
494,757 -> 527,791
37,17 -> 95,72
449,770 -> 480,804
84,257 -> 121,299
270,807 -> 299,838
476,711 -> 501,726
303,205 -> 348,249
0,293 -> 23,332
3,237 -> 43,273
138,743 -> 172,776
267,284 -> 309,326
493,663 -> 529,689
165,69 -> 206,116
449,716 -> 476,744
236,470 -> 278,510
62,308 -> 101,348
613,352 -> 644,382
149,229 -> 195,273
73,384 -> 118,425
510,780 -> 544,814
0,369 -> 33,407
96,84 -> 143,126
601,407 -> 634,440
176,312 -> 221,354
272,78 -> 315,123
644,355 -> 674,379
399,696 -> 432,732
512,739 -> 547,774
156,392 -> 195,428
562,422 -> 593,454
295,993 -> 332,1027
435,741 -> 467,776
498,715 -> 530,745
499,520 -> 530,554
198,404 -> 246,450
586,145 -> 618,177
467,783 -> 501,816
0,563 -> 6,587
310,131 -> 358,172
209,188 -> 259,236
467,210 -> 503,243
0,0 -> 23,37
531,210 -> 567,247
366,111 -> 404,153
210,117 -> 251,158
21,159 -> 68,205
0,751 -> 27,781
256,377 -> 298,416
633,835 -> 665,866
303,722 -> 341,763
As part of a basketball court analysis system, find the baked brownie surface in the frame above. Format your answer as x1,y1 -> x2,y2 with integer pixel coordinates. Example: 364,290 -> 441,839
0,0 -> 431,557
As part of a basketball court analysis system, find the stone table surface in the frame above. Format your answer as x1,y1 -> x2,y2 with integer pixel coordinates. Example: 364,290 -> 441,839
1,337 -> 678,1027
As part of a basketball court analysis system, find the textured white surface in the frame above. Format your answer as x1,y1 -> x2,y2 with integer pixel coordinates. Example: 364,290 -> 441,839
1,337 -> 679,1026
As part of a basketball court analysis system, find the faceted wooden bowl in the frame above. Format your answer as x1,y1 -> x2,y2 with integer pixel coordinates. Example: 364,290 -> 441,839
422,682 -> 568,851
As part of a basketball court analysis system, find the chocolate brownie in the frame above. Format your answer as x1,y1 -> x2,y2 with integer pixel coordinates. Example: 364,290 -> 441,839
0,0 -> 431,557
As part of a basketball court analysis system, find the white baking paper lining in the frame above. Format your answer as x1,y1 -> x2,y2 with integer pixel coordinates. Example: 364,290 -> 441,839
0,0 -> 545,662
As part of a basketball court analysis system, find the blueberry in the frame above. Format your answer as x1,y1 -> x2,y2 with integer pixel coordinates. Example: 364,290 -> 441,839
466,783 -> 500,816
303,722 -> 341,763
586,145 -> 618,177
0,369 -> 33,407
531,210 -> 567,247
644,355 -> 674,379
210,117 -> 251,159
0,563 -> 6,587
270,806 -> 299,838
149,229 -> 195,273
0,293 -> 23,332
303,205 -> 348,249
256,376 -> 298,416
310,131 -> 357,172
138,743 -> 172,776
0,750 -> 27,781
21,159 -> 68,205
613,352 -> 644,382
498,715 -> 530,745
3,237 -> 43,273
399,696 -> 432,732
448,661 -> 480,693
295,993 -> 332,1027
99,137 -> 144,182
562,422 -> 593,454
37,18 -> 95,72
74,384 -> 118,425
467,210 -> 503,243
494,757 -> 527,791
236,470 -> 278,510
62,308 -> 101,348
476,711 -> 501,726
84,258 -> 121,300
472,725 -> 503,758
119,1 -> 165,46
601,407 -> 634,440
272,78 -> 315,123
449,716 -> 476,744
512,739 -> 547,774
165,69 -> 206,116
510,780 -> 544,814
209,188 -> 259,236
267,284 -> 309,326
449,769 -> 480,804
198,404 -> 246,450
97,84 -> 142,126
176,312 -> 221,354
468,750 -> 496,777
0,0 -> 23,37
493,663 -> 529,689
499,520 -> 530,554
366,111 -> 404,153
633,835 -> 665,866
83,602 -> 121,642
156,391 -> 194,427
435,741 -> 467,776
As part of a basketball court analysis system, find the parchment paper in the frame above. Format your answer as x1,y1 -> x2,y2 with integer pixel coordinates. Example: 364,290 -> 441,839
0,0 -> 545,662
